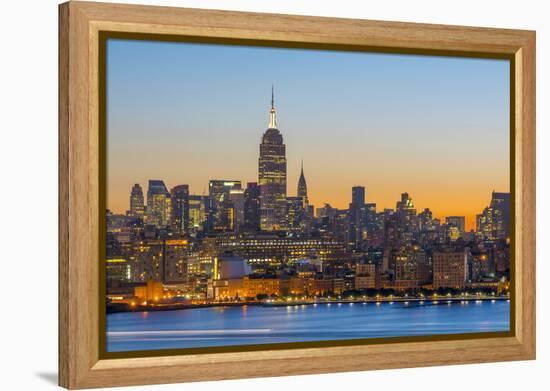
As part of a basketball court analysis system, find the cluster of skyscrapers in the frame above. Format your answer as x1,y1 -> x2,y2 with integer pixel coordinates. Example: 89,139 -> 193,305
106,90 -> 511,304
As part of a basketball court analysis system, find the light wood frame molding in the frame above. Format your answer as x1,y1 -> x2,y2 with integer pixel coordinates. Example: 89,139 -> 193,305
59,1 -> 536,389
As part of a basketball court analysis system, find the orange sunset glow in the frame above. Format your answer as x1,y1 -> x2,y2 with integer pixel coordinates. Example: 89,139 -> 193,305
106,39 -> 510,231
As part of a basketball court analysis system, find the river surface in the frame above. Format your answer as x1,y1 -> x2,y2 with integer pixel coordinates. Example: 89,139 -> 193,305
107,300 -> 510,352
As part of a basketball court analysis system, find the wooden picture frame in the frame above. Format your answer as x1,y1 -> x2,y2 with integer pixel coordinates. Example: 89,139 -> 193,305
59,1 -> 536,389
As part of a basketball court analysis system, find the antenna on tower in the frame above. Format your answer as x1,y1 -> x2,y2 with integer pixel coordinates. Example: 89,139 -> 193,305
268,85 -> 277,129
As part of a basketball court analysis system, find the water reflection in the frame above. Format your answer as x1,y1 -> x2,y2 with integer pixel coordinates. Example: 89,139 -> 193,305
107,300 -> 510,352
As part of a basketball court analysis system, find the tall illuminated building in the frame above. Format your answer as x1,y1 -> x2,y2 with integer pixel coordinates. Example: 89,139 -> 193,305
259,86 -> 287,231
146,180 -> 171,228
229,188 -> 245,230
396,192 -> 416,216
396,192 -> 418,234
418,208 -> 434,231
170,184 -> 189,236
188,195 -> 208,232
445,216 -> 465,241
297,160 -> 308,204
365,203 -> 378,233
293,162 -> 312,235
208,180 -> 241,232
286,196 -> 305,235
476,192 -> 511,240
446,216 -> 465,233
129,183 -> 144,217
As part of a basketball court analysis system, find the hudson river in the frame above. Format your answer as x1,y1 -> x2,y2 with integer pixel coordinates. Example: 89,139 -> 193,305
107,300 -> 509,352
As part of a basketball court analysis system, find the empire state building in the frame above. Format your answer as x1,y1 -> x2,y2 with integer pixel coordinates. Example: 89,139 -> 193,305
259,87 -> 287,231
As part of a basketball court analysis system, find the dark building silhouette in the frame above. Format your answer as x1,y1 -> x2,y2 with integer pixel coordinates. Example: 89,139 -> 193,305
491,192 -> 511,239
348,186 -> 367,249
352,186 -> 365,205
244,182 -> 261,231
170,184 -> 189,236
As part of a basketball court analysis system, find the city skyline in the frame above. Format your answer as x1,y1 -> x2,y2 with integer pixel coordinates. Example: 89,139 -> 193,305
107,39 -> 510,230
116,176 -> 505,232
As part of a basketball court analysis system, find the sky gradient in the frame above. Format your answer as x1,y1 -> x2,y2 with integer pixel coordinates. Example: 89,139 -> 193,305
106,39 -> 510,230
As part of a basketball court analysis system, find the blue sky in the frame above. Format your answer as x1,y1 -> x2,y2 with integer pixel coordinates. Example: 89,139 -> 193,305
107,38 -> 510,227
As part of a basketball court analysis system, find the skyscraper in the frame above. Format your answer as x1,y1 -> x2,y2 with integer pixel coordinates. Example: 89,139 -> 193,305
446,216 -> 466,233
476,191 -> 511,240
208,180 -> 241,232
259,86 -> 287,231
352,186 -> 365,205
229,188 -> 245,230
491,192 -> 511,239
244,182 -> 261,232
129,183 -> 144,217
188,195 -> 208,232
146,180 -> 171,228
396,192 -> 418,234
170,184 -> 189,236
297,160 -> 308,203
365,203 -> 378,233
418,208 -> 434,231
445,216 -> 466,241
292,161 -> 312,235
396,192 -> 416,214
286,196 -> 305,235
349,186 -> 367,249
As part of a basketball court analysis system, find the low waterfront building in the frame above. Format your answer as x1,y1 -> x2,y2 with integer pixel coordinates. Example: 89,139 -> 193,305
466,279 -> 501,293
354,262 -> 378,290
289,276 -> 310,295
433,248 -> 468,289
134,280 -> 164,301
211,276 -> 280,300
288,276 -> 344,296
212,234 -> 348,266
126,239 -> 189,283
106,258 -> 131,289
242,276 -> 280,298
215,252 -> 251,279
313,277 -> 344,295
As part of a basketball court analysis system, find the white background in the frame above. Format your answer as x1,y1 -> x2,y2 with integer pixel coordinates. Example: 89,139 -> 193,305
0,0 -> 546,389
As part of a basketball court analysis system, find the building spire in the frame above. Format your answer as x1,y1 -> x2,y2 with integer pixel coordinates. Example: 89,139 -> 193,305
298,159 -> 308,202
268,85 -> 277,129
